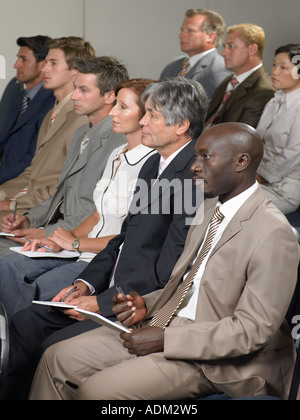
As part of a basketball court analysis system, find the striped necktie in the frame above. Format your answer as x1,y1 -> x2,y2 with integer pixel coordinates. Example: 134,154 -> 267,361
178,58 -> 190,77
150,206 -> 224,329
16,91 -> 30,122
205,77 -> 239,128
50,109 -> 57,124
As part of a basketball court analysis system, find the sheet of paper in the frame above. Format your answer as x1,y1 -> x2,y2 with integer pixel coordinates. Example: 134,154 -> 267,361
0,232 -> 15,237
75,308 -> 131,334
32,301 -> 78,309
10,246 -> 80,259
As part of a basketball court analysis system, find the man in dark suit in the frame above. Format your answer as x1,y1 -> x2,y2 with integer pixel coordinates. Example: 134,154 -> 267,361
205,24 -> 274,129
160,9 -> 230,100
5,78 -> 208,400
0,36 -> 55,184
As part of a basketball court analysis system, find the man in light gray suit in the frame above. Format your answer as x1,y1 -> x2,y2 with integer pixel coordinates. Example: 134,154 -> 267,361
160,9 -> 230,100
0,57 -> 128,258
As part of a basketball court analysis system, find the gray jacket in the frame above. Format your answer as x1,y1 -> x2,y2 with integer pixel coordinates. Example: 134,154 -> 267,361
26,116 -> 126,236
160,49 -> 231,101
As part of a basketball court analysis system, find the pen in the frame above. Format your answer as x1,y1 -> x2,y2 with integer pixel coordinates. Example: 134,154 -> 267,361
22,237 -> 55,253
11,201 -> 18,230
60,286 -> 78,302
116,286 -> 128,301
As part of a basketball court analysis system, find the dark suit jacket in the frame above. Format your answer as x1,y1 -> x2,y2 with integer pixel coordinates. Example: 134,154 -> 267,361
0,77 -> 22,136
0,85 -> 55,184
206,66 -> 274,128
160,50 -> 230,100
78,139 -> 200,317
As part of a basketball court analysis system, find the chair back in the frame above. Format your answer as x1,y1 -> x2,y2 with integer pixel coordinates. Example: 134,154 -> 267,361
0,302 -> 9,400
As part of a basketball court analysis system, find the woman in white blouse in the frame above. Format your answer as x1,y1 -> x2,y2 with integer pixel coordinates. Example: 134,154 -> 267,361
17,79 -> 156,298
256,44 -> 300,214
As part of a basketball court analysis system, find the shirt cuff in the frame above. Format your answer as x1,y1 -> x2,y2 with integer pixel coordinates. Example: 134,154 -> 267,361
74,279 -> 95,295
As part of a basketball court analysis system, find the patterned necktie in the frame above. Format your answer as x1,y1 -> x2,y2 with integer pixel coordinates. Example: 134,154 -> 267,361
50,109 -> 57,124
16,91 -> 30,122
150,207 -> 224,329
205,77 -> 239,127
178,58 -> 190,77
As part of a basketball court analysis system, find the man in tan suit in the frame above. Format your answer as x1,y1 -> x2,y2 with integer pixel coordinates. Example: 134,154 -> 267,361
29,123 -> 299,401
0,37 -> 96,221
205,24 -> 274,129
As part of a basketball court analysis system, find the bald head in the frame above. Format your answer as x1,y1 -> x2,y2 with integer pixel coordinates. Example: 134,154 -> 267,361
191,122 -> 264,202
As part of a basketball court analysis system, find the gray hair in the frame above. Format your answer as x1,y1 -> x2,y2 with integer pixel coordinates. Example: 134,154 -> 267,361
141,78 -> 208,139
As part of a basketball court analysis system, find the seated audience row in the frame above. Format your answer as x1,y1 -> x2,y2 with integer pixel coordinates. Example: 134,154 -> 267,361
0,8 -> 299,401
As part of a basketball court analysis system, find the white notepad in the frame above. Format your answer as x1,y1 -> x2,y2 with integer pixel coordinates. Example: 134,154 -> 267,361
10,246 -> 80,259
32,301 -> 131,334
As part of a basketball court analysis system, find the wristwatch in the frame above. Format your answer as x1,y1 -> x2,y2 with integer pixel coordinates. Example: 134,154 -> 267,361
72,238 -> 80,253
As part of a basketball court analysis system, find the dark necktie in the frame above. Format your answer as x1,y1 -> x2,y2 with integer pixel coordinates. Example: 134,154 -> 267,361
16,91 -> 30,122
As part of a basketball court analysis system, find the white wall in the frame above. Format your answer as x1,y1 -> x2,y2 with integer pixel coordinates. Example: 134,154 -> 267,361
0,0 -> 84,96
1,0 -> 300,96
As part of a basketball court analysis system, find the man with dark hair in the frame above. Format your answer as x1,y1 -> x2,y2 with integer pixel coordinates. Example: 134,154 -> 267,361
0,36 -> 55,183
0,36 -> 95,220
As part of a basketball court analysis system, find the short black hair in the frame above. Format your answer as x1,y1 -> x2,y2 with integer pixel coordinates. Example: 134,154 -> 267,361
275,44 -> 300,76
17,35 -> 52,63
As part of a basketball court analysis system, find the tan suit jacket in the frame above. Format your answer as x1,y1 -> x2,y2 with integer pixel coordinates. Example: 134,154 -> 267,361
0,99 -> 88,216
144,187 -> 299,399
206,66 -> 274,128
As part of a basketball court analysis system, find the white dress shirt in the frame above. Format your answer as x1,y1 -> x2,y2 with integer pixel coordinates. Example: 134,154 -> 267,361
177,182 -> 259,321
257,87 -> 300,184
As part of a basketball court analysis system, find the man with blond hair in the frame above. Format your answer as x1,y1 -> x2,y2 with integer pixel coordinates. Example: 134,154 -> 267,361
160,9 -> 230,100
205,23 -> 274,129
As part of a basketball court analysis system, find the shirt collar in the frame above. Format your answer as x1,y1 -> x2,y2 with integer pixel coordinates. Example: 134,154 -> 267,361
218,182 -> 259,223
122,144 -> 156,165
159,141 -> 191,172
26,80 -> 44,100
188,48 -> 216,68
235,63 -> 263,85
274,87 -> 300,109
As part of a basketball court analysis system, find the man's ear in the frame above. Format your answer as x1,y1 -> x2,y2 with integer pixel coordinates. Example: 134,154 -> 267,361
176,119 -> 191,137
248,43 -> 259,57
236,153 -> 250,173
104,90 -> 116,105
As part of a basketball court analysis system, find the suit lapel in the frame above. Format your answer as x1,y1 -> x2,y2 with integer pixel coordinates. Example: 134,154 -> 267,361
186,50 -> 216,78
138,139 -> 197,214
220,68 -> 263,116
67,118 -> 109,178
39,99 -> 74,147
146,197 -> 218,317
146,188 -> 266,317
208,187 -> 266,260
